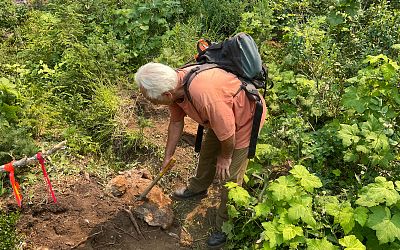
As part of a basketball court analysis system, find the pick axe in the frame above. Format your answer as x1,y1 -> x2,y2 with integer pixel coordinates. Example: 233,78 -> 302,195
136,158 -> 176,201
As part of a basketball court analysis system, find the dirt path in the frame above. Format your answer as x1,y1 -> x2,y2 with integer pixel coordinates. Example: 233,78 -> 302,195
3,94 -> 221,249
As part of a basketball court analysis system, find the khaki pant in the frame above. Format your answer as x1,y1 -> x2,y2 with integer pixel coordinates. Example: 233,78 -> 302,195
187,129 -> 249,229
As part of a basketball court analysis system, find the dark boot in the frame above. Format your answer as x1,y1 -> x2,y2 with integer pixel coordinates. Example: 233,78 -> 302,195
171,187 -> 207,200
207,231 -> 227,249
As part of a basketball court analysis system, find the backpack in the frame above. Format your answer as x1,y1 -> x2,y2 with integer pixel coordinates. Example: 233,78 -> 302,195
180,32 -> 271,158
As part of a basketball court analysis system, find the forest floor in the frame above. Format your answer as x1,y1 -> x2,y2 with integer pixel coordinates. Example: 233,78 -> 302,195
1,93 -> 223,250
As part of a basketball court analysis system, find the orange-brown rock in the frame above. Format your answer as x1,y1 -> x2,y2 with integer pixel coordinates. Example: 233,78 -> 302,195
106,168 -> 174,229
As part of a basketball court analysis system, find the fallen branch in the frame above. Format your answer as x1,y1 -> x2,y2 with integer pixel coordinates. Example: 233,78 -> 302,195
0,141 -> 67,172
123,207 -> 145,239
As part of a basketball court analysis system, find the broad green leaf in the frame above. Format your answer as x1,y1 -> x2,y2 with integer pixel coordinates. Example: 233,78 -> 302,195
262,241 -> 274,250
393,92 -> 400,105
338,124 -> 360,147
342,87 -> 367,114
355,145 -> 369,154
366,207 -> 400,244
332,169 -> 341,177
262,241 -> 276,250
327,12 -> 344,26
300,174 -> 323,192
277,210 -> 292,225
371,218 -> 400,244
289,241 -> 301,249
290,165 -> 322,192
319,196 -> 340,216
370,151 -> 394,167
365,132 -> 390,152
363,54 -> 388,65
290,165 -> 311,178
354,207 -> 369,226
227,204 -> 239,218
0,77 -> 18,97
339,235 -> 366,250
395,181 -> 400,192
366,206 -> 390,229
225,182 -> 239,189
221,221 -> 234,239
306,238 -> 338,250
228,185 -> 251,207
343,150 -> 359,162
262,221 -> 283,248
254,203 -> 271,218
360,115 -> 383,133
288,197 -> 316,227
268,176 -> 298,202
381,63 -> 397,80
356,177 -> 400,207
281,224 -> 303,241
337,205 -> 355,234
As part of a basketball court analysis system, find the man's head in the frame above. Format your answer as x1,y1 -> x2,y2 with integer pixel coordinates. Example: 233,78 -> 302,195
135,62 -> 178,105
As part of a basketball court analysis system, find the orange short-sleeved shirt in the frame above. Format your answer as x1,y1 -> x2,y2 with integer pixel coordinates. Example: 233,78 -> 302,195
169,66 -> 266,149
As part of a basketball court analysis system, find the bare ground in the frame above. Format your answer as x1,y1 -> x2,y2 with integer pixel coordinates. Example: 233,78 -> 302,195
2,93 -> 222,250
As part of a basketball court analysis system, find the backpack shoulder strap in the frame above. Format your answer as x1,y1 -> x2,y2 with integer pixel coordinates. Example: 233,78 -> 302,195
181,63 -> 219,153
182,63 -> 220,103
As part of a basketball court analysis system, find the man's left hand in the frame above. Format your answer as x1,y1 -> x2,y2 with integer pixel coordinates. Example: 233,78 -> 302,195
216,156 -> 232,181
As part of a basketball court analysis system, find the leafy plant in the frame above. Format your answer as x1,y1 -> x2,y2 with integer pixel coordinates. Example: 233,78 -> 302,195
225,166 -> 400,249
0,212 -> 20,250
113,0 -> 183,66
339,55 -> 400,169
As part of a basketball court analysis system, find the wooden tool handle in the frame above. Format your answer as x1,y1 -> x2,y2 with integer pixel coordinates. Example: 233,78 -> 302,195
138,158 -> 176,200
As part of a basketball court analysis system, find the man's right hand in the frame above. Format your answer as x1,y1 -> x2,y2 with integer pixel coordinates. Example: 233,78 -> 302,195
161,156 -> 174,170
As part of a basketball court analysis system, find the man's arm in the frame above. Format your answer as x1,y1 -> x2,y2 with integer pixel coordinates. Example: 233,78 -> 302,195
162,119 -> 184,168
216,134 -> 235,180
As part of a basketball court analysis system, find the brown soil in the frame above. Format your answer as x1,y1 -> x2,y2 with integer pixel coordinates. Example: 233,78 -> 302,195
2,93 -> 222,250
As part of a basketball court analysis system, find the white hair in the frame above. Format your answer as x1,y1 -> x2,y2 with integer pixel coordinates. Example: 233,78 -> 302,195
135,62 -> 178,99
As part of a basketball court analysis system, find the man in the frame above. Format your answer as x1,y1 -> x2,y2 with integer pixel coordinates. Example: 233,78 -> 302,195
135,62 -> 266,249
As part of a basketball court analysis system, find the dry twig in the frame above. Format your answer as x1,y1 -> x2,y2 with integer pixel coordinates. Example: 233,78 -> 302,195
112,223 -> 139,241
71,229 -> 103,249
123,207 -> 145,239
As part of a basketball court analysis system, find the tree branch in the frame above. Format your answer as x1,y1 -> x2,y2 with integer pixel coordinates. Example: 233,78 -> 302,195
0,141 -> 67,172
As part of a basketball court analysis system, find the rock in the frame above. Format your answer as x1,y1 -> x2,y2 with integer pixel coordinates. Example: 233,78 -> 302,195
107,175 -> 127,197
134,201 -> 174,229
106,168 -> 174,229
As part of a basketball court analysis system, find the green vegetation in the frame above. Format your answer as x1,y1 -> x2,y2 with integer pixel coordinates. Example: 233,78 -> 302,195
0,0 -> 399,248
0,212 -> 19,249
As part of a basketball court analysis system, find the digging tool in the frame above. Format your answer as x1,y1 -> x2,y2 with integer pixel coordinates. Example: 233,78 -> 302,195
136,157 -> 176,201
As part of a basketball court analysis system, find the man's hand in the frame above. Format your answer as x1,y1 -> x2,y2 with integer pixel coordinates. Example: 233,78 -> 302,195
216,134 -> 235,180
161,155 -> 174,170
216,156 -> 232,181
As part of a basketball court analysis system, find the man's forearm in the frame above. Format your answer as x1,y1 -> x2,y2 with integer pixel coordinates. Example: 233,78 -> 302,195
219,134 -> 235,160
165,120 -> 184,159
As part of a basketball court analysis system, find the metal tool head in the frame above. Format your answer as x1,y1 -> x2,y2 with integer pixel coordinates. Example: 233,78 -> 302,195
134,193 -> 148,201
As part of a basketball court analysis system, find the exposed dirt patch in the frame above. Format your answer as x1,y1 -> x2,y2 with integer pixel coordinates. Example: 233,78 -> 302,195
3,93 -> 221,249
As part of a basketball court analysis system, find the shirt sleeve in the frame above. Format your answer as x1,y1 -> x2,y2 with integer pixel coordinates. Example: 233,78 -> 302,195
203,101 -> 235,141
169,103 -> 186,122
